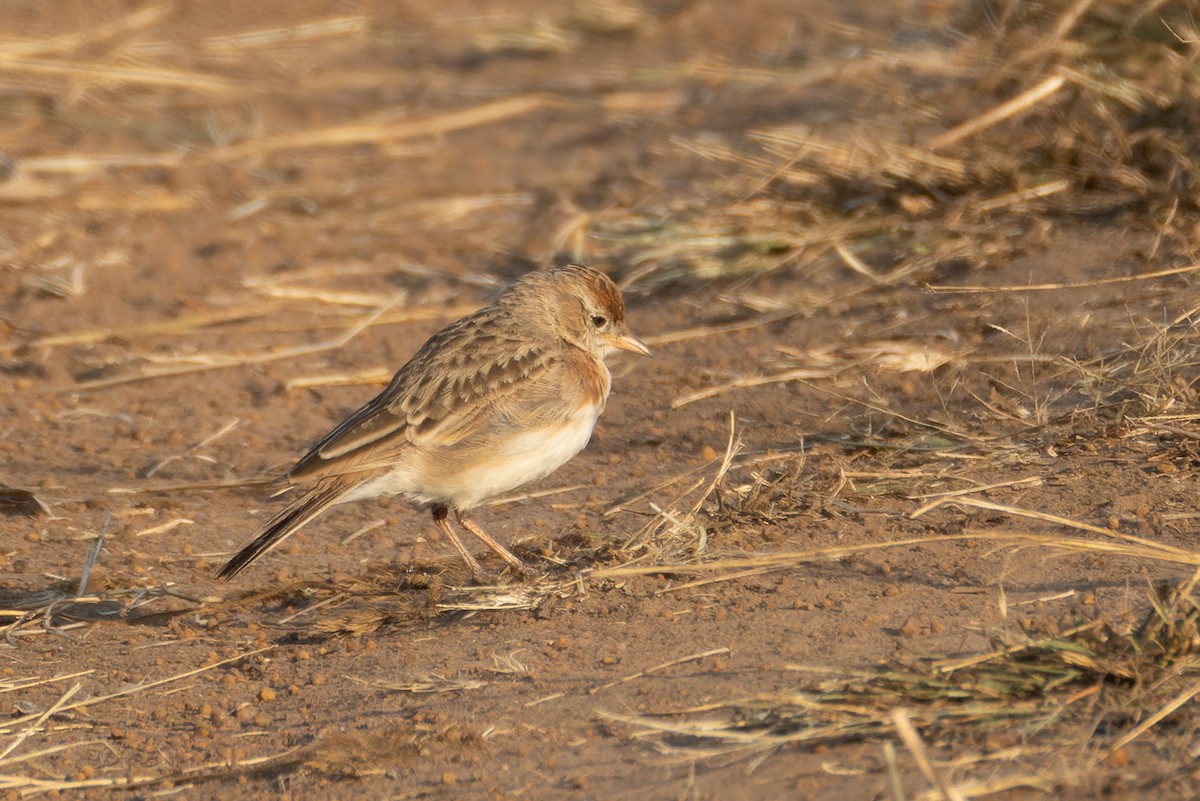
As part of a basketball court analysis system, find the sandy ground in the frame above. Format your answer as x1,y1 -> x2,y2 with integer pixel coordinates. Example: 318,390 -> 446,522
2,1 -> 1199,799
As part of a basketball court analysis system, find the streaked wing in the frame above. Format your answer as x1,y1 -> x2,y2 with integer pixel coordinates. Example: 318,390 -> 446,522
287,310 -> 553,480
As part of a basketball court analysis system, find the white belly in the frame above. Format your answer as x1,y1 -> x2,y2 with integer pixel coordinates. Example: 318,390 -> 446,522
343,403 -> 602,510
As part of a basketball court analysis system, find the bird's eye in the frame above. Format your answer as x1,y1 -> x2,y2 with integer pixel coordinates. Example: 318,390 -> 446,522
590,314 -> 608,329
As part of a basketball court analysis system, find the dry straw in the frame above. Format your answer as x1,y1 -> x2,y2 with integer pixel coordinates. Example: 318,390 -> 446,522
2,0 -> 1199,794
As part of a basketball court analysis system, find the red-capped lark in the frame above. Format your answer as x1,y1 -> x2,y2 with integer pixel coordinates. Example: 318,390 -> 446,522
219,265 -> 649,581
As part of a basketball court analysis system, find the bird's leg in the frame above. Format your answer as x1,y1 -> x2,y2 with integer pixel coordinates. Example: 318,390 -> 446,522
455,510 -> 528,574
430,504 -> 485,579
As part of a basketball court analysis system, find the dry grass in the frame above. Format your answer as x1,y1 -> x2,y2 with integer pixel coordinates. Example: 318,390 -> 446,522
2,0 -> 1199,797
586,0 -> 1200,292
602,576 -> 1200,792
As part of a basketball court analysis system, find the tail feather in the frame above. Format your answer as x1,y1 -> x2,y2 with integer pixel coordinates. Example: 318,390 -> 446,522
218,480 -> 347,580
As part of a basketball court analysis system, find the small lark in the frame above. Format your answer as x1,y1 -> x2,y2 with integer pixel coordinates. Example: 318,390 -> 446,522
219,264 -> 649,580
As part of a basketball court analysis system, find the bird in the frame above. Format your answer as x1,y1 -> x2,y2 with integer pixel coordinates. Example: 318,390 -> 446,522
218,264 -> 650,581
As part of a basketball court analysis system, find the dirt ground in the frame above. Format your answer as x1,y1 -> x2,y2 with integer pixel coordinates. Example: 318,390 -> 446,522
2,1 -> 1200,799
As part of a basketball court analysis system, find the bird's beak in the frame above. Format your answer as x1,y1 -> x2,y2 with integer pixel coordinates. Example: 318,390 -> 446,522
609,329 -> 652,356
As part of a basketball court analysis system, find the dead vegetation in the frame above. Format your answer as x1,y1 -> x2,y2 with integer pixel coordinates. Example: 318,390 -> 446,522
603,575 -> 1200,799
587,2 -> 1200,795
1,0 -> 1200,798
599,0 -> 1200,292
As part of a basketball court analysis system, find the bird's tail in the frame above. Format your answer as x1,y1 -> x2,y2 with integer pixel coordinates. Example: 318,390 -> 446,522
218,480 -> 347,580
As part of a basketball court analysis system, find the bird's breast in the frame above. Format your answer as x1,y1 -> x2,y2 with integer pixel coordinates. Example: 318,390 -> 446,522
351,400 -> 604,510
445,400 -> 602,508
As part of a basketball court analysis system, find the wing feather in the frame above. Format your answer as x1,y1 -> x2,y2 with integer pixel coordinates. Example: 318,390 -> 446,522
287,309 -> 556,481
